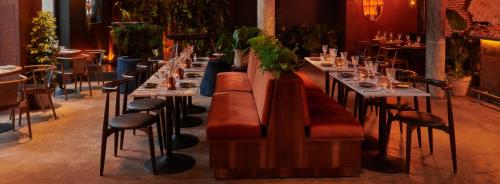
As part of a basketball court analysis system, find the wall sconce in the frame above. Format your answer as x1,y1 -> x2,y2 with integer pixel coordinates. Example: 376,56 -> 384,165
363,0 -> 384,22
409,0 -> 417,8
85,0 -> 94,18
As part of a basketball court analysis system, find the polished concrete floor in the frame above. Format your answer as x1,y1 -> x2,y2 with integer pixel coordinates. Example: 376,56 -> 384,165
1,64 -> 499,184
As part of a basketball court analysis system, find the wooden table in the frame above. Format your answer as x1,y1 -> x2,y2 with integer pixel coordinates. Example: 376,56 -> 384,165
329,71 -> 429,173
0,65 -> 22,78
130,59 -> 206,174
304,57 -> 355,96
57,49 -> 82,56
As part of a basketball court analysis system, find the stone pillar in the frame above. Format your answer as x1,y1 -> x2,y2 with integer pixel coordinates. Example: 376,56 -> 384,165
257,0 -> 275,36
425,0 -> 446,97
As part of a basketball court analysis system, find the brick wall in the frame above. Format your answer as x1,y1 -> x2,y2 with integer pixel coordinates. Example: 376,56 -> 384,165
445,0 -> 473,35
446,0 -> 500,38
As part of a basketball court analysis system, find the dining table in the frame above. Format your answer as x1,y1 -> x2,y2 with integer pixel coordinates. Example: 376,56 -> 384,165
0,65 -> 22,79
130,57 -> 207,174
305,57 -> 430,173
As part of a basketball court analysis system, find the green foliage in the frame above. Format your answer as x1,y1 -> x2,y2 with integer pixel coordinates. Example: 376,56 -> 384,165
27,11 -> 59,65
248,35 -> 298,78
448,32 -> 470,78
233,27 -> 261,54
111,22 -> 163,59
446,9 -> 467,31
278,25 -> 338,57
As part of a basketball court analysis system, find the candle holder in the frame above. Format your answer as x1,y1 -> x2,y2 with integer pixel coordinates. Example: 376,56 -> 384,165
176,67 -> 184,80
166,76 -> 176,90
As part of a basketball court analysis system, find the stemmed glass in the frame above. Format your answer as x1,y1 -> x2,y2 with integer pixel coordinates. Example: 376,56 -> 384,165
389,32 -> 393,40
351,56 -> 359,68
397,33 -> 402,41
416,36 -> 421,44
340,52 -> 348,60
322,45 -> 328,55
406,34 -> 411,42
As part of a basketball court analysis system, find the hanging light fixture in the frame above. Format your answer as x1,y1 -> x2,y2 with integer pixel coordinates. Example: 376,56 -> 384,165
363,0 -> 384,22
85,0 -> 94,19
409,0 -> 417,8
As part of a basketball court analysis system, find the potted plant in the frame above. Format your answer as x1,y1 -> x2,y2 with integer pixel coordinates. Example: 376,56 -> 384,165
446,9 -> 471,96
248,34 -> 298,78
232,27 -> 260,67
278,25 -> 337,58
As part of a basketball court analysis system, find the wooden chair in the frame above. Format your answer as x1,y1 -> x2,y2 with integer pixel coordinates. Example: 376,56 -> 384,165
0,75 -> 31,137
56,54 -> 93,101
83,50 -> 106,85
378,46 -> 409,69
16,65 -> 58,129
389,78 -> 457,173
99,79 -> 159,176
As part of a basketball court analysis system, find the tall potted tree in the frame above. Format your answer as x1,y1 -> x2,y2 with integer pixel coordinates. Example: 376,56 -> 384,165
27,11 -> 59,65
446,9 -> 471,96
232,27 -> 260,67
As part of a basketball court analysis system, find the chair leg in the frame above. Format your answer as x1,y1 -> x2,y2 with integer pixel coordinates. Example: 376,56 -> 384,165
133,129 -> 136,135
450,129 -> 458,173
114,132 -> 118,157
99,133 -> 108,176
37,94 -> 46,113
79,76 -> 83,92
417,127 -> 422,148
386,113 -> 393,141
48,94 -> 58,119
64,80 -> 68,101
428,127 -> 434,154
406,125 -> 413,173
146,127 -> 157,175
11,108 -> 15,131
120,130 -> 124,150
26,108 -> 32,138
87,75 -> 93,96
18,108 -> 22,127
399,121 -> 403,134
158,110 -> 165,155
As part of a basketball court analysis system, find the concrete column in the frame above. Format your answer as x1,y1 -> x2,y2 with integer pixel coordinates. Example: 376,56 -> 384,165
425,0 -> 446,97
257,0 -> 275,36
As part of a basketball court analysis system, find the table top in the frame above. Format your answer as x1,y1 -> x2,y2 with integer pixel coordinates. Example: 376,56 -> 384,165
304,57 -> 356,72
329,72 -> 430,98
0,65 -> 22,78
130,60 -> 206,98
58,49 -> 82,55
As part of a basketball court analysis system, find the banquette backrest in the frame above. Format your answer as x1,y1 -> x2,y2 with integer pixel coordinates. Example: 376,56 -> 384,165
247,50 -> 259,88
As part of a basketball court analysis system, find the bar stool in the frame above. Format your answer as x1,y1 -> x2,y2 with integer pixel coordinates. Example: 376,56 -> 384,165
99,79 -> 159,176
388,78 -> 457,173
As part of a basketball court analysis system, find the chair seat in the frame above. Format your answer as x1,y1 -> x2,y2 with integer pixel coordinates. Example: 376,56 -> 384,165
215,72 -> 252,93
110,113 -> 156,129
296,71 -> 324,93
385,98 -> 412,111
128,98 -> 166,111
207,92 -> 261,139
398,111 -> 446,127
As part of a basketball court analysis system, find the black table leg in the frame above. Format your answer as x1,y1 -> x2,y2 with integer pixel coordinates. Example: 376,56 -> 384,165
325,73 -> 330,96
144,97 -> 195,174
187,96 -> 206,114
180,96 -> 203,128
171,96 -> 199,150
362,97 -> 404,173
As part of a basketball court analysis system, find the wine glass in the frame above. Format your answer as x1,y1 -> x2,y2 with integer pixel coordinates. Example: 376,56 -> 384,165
351,56 -> 359,68
416,36 -> 421,44
322,45 -> 328,55
386,68 -> 396,83
406,34 -> 411,42
340,52 -> 348,60
398,33 -> 402,41
389,32 -> 393,40
329,48 -> 338,57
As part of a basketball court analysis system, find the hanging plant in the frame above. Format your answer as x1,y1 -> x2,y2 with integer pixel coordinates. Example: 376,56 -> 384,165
27,11 -> 59,65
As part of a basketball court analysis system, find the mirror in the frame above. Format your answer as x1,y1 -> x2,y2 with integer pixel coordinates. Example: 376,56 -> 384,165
363,0 -> 384,22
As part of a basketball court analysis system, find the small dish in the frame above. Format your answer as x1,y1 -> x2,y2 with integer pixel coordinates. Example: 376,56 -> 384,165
394,83 -> 410,88
191,63 -> 203,67
320,62 -> 333,67
340,72 -> 354,78
143,83 -> 158,89
179,82 -> 196,88
185,73 -> 201,78
359,82 -> 376,88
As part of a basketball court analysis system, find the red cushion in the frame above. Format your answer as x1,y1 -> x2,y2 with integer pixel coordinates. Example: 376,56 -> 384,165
305,89 -> 364,139
296,71 -> 324,93
251,71 -> 275,126
215,72 -> 252,93
207,92 -> 262,139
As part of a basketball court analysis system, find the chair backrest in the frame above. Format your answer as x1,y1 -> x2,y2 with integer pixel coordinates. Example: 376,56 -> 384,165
23,65 -> 57,90
252,70 -> 276,126
101,79 -> 130,129
395,69 -> 418,82
122,69 -> 147,91
0,75 -> 28,110
57,54 -> 90,75
84,50 -> 105,65
414,77 -> 454,127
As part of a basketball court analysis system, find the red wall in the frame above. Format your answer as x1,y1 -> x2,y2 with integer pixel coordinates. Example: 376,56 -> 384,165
345,0 -> 418,52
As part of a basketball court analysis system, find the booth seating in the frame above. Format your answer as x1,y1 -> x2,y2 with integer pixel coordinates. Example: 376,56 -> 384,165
213,50 -> 259,93
206,52 -> 364,179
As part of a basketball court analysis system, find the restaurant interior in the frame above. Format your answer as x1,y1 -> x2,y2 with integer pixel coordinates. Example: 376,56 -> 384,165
0,0 -> 499,183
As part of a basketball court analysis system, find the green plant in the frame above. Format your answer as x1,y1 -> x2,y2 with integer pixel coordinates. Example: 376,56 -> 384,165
248,35 -> 298,78
448,32 -> 470,78
27,11 -> 59,65
111,22 -> 163,59
446,9 -> 467,31
278,25 -> 338,57
233,27 -> 261,54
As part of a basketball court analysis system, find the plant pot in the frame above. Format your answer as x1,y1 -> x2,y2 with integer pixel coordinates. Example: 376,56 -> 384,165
233,49 -> 249,67
117,56 -> 141,94
448,75 -> 472,96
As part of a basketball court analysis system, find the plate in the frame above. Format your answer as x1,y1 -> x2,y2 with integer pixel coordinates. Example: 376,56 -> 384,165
340,72 -> 354,78
394,83 -> 410,88
179,82 -> 197,88
185,73 -> 201,78
191,63 -> 204,67
143,83 -> 158,89
359,82 -> 376,88
320,62 -> 333,67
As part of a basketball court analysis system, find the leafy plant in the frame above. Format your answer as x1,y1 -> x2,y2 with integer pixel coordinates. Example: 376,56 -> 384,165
27,11 -> 59,65
111,22 -> 163,59
278,25 -> 338,57
233,27 -> 261,54
448,32 -> 470,78
248,35 -> 298,78
446,9 -> 467,31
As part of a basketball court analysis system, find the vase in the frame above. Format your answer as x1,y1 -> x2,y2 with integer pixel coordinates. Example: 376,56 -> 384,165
448,75 -> 472,96
233,49 -> 249,67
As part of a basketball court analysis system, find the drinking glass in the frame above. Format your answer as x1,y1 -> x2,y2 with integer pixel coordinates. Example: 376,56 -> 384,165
406,34 -> 411,42
351,56 -> 359,68
322,45 -> 328,55
389,32 -> 393,40
330,48 -> 338,57
358,68 -> 368,81
386,68 -> 396,82
398,33 -> 402,41
340,52 -> 348,60
416,36 -> 421,44
383,32 -> 387,39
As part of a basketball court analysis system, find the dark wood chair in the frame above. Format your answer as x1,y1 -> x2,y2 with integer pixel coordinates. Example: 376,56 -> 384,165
99,79 -> 159,176
83,50 -> 105,85
56,54 -> 93,101
19,65 -> 58,124
0,75 -> 30,137
389,78 -> 457,173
